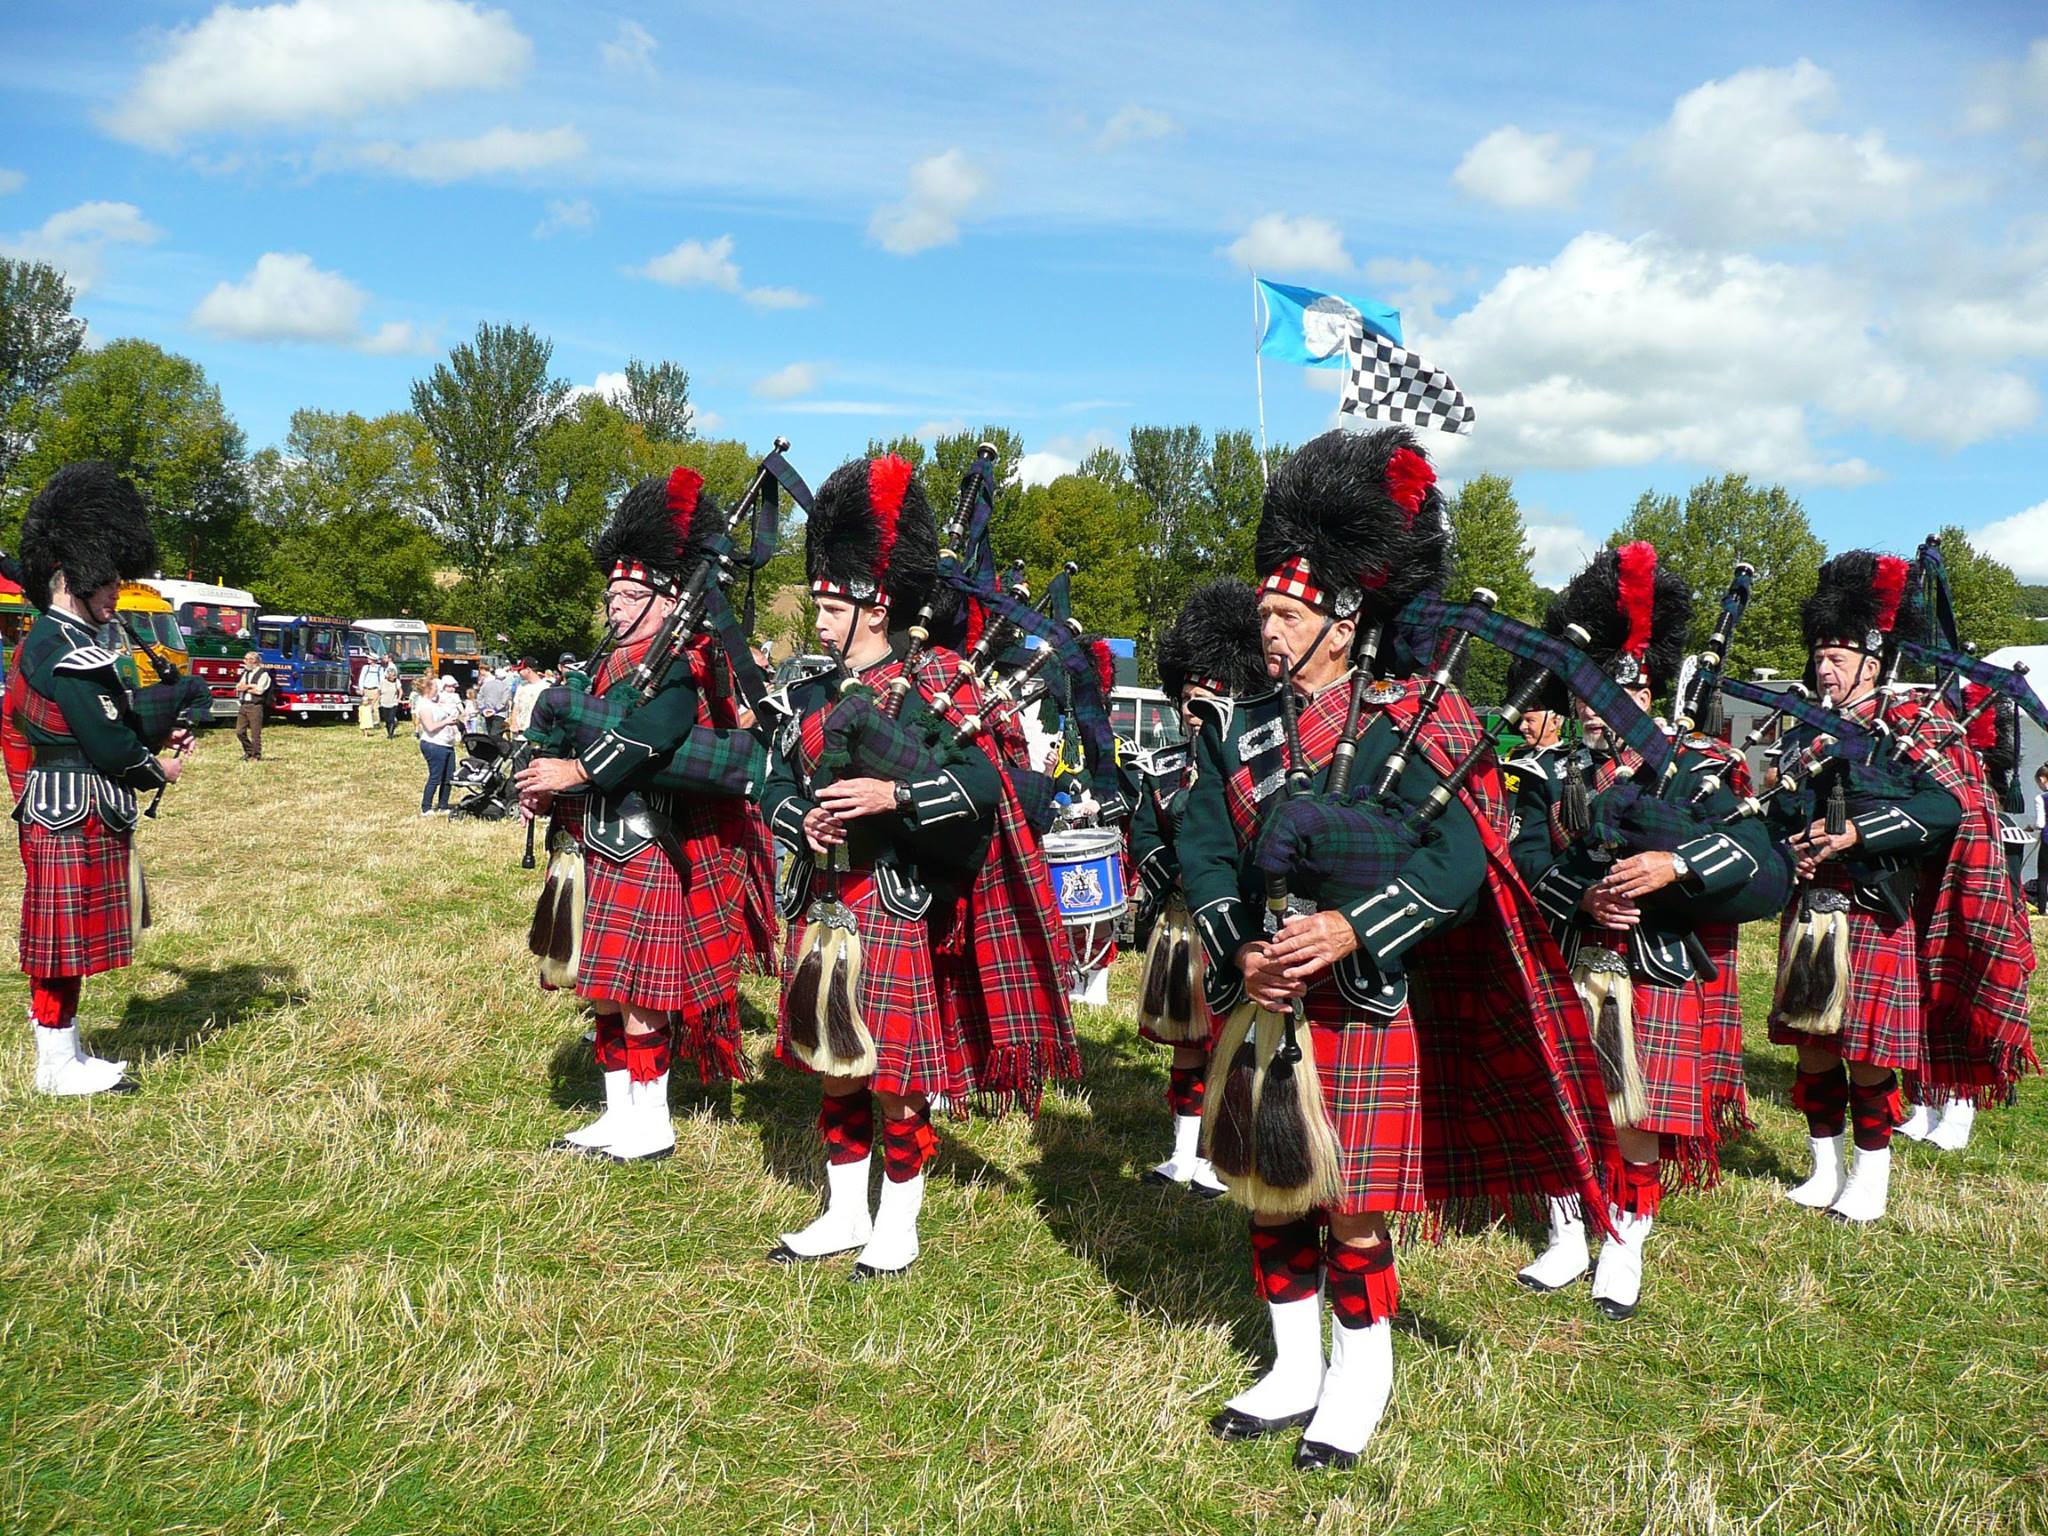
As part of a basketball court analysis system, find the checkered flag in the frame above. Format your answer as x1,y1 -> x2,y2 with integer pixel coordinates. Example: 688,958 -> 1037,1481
1340,331 -> 1476,435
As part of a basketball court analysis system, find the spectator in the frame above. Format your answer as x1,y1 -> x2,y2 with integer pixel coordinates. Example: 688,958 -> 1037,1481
2033,763 -> 2048,916
474,664 -> 514,739
377,665 -> 404,738
414,675 -> 464,815
357,656 -> 385,737
509,660 -> 546,736
234,651 -> 272,761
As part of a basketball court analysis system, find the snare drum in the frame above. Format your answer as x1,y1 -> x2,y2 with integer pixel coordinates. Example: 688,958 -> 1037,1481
1044,827 -> 1127,1002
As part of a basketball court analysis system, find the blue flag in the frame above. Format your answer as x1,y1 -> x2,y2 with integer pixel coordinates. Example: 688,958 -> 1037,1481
1256,278 -> 1402,367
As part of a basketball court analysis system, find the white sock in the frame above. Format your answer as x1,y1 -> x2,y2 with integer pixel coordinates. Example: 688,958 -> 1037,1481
557,1068 -> 630,1149
32,1024 -> 128,1097
780,1155 -> 874,1257
854,1170 -> 924,1273
1786,1135 -> 1846,1209
1591,1206 -> 1653,1313
1188,1157 -> 1227,1195
1301,1318 -> 1392,1455
1151,1114 -> 1203,1182
1927,1101 -> 1977,1152
1517,1197 -> 1590,1290
605,1071 -> 675,1162
1828,1144 -> 1891,1223
1226,1295 -> 1324,1422
1893,1101 -> 1936,1141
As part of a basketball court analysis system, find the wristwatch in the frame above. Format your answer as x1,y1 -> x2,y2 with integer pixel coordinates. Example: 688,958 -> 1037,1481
893,781 -> 914,814
1669,852 -> 1692,882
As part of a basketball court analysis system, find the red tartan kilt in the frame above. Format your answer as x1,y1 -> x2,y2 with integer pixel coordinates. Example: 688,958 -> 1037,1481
18,814 -> 135,978
1768,898 -> 1923,1069
576,831 -> 743,1021
1696,923 -> 1746,1110
1311,1010 -> 1424,1216
1619,974 -> 1709,1139
778,870 -> 970,1100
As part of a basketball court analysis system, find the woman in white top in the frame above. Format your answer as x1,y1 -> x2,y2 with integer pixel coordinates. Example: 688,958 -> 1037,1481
413,676 -> 465,815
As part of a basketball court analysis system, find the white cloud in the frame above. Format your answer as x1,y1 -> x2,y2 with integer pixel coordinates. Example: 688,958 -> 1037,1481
1521,512 -> 1604,588
0,201 -> 160,293
869,149 -> 986,255
533,197 -> 595,237
355,125 -> 584,183
914,418 -> 967,440
361,320 -> 434,354
1961,37 -> 2048,134
1017,450 -> 1077,487
104,0 -> 530,151
1096,105 -> 1178,152
1222,213 -> 1351,273
628,233 -> 815,307
753,361 -> 819,400
190,251 -> 428,352
1430,230 -> 2038,486
599,19 -> 656,76
1640,60 -> 1920,241
0,169 -> 23,195
1365,255 -> 1456,334
1452,126 -> 1593,211
1974,499 -> 2048,582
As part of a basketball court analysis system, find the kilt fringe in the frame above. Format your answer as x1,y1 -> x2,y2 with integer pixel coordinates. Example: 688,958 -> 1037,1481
1574,960 -> 1648,1129
1775,901 -> 1847,1035
678,1004 -> 747,1084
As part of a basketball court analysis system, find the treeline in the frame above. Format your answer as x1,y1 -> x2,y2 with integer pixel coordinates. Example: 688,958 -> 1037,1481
2,255 -> 2039,691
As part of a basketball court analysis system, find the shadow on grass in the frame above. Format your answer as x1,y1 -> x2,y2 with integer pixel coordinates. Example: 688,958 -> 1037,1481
98,960 -> 304,1063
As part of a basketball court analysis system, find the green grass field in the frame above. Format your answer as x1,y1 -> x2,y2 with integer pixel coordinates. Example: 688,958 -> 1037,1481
3,724 -> 2045,1535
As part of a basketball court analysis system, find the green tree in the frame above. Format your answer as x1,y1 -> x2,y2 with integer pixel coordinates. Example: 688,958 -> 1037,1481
615,358 -> 694,444
410,322 -> 569,592
1128,423 -> 1215,659
1008,474 -> 1146,640
1077,445 -> 1126,484
249,410 -> 444,619
924,427 -> 1026,543
1202,429 -> 1266,587
1,258 -> 87,485
1446,474 -> 1543,706
1611,474 -> 1826,683
8,338 -> 255,581
1928,525 -> 2028,657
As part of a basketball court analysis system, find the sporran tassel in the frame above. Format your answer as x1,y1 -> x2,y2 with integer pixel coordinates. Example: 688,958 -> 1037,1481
821,926 -> 877,1077
1561,752 -> 1591,841
1203,1003 -> 1260,1182
1247,1007 -> 1342,1218
1574,957 -> 1647,1128
536,836 -> 585,988
1775,897 -> 1847,1035
1165,930 -> 1195,1035
786,924 -> 828,1057
1137,919 -> 1173,1031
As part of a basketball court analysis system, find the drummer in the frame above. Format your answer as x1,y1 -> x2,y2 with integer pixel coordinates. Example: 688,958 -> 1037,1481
1127,580 -> 1268,1194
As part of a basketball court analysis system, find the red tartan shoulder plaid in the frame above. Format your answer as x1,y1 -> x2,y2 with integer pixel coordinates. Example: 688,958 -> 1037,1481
1886,696 -> 2038,1102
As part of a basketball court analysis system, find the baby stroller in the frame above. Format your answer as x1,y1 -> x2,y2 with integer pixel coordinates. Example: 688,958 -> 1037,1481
448,726 -> 529,821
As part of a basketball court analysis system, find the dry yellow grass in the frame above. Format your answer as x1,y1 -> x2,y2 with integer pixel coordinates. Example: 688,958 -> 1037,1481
2,723 -> 2045,1535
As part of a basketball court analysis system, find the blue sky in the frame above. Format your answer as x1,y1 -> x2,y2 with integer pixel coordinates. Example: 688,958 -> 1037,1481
1,1 -> 2044,583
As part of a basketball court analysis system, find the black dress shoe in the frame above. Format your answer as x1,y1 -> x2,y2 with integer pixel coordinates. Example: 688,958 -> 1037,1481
605,1144 -> 673,1164
1187,1180 -> 1227,1201
1592,1295 -> 1637,1321
1208,1405 -> 1314,1442
1294,1437 -> 1358,1471
1516,1270 -> 1578,1294
850,1258 -> 913,1282
109,1078 -> 139,1095
1139,1168 -> 1181,1188
546,1136 -> 606,1156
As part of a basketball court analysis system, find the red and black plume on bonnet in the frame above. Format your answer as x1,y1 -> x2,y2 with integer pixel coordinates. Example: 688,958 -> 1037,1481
1801,550 -> 1912,661
1254,426 -> 1449,623
805,453 -> 939,619
1545,541 -> 1692,694
594,465 -> 722,590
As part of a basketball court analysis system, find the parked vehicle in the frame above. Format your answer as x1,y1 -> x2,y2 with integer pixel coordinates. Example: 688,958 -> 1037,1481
428,622 -> 481,690
253,614 -> 353,721
112,581 -> 191,689
149,577 -> 262,722
0,574 -> 31,676
354,618 -> 432,686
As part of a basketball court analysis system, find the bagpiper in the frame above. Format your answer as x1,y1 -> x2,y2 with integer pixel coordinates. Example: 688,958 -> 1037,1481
515,467 -> 761,1163
1506,545 -> 1787,1318
11,464 -> 207,1095
762,453 -> 1078,1279
1129,579 -> 1266,1194
1766,551 -> 2036,1222
1177,428 -> 1615,1470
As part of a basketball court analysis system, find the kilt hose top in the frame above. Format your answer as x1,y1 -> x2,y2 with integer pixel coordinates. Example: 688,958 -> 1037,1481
11,608 -> 192,981
554,639 -> 754,1081
1178,673 -> 1620,1231
1506,737 -> 1785,1184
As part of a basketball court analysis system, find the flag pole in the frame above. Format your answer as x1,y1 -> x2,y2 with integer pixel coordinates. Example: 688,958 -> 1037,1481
1251,271 -> 1269,485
